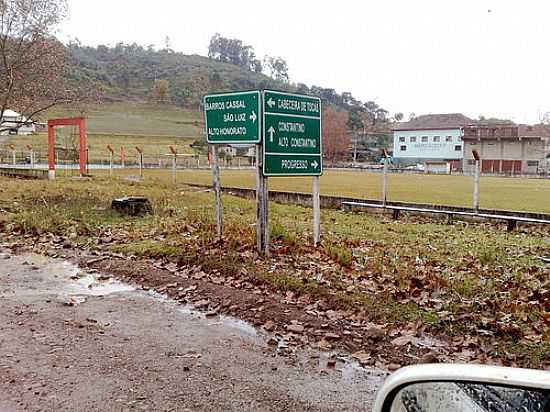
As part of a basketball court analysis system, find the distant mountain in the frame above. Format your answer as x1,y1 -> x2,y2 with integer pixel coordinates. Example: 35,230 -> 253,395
67,43 -> 292,107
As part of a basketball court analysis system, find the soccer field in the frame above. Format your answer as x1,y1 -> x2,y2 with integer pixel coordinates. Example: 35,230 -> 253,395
104,168 -> 550,214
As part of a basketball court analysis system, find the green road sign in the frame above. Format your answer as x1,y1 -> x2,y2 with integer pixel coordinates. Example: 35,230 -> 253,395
263,90 -> 322,176
204,91 -> 261,144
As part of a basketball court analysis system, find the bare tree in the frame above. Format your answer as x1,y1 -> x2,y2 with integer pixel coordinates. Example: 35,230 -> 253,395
0,0 -> 76,133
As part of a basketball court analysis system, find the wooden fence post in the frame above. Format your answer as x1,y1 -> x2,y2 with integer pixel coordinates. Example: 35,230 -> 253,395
211,145 -> 223,239
256,143 -> 269,255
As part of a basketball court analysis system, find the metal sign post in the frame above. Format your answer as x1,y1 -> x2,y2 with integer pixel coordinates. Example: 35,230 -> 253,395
169,146 -> 177,184
382,149 -> 389,206
120,146 -> 125,169
136,146 -> 144,179
27,145 -> 34,169
9,144 -> 15,166
107,145 -> 114,176
472,150 -> 481,211
312,176 -> 321,246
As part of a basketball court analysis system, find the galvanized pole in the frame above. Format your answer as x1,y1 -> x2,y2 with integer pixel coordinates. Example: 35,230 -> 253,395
109,152 -> 114,176
172,154 -> 177,184
382,157 -> 388,206
256,144 -> 269,255
139,153 -> 144,179
312,176 -> 321,246
11,149 -> 16,166
211,145 -> 224,239
473,159 -> 480,211
29,149 -> 34,169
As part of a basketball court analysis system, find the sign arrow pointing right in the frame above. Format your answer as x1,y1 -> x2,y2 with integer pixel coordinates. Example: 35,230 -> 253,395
311,160 -> 319,169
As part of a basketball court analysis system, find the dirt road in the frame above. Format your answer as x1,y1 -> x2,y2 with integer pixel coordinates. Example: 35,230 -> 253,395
0,253 -> 386,411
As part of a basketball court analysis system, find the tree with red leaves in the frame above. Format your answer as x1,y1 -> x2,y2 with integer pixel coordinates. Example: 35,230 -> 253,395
323,105 -> 349,164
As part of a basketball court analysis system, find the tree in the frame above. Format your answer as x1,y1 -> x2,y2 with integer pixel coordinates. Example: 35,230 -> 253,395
208,33 -> 262,72
263,56 -> 289,82
323,105 -> 349,164
151,79 -> 170,104
0,0 -> 78,133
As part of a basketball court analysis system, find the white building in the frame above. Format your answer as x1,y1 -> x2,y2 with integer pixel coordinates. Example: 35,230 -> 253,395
0,109 -> 36,135
393,114 -> 472,170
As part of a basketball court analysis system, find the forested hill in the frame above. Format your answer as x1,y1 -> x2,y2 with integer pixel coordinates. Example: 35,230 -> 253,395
67,43 -> 292,107
66,40 -> 386,118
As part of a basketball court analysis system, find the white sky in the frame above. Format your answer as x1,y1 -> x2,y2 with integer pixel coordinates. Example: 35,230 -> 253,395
60,0 -> 550,124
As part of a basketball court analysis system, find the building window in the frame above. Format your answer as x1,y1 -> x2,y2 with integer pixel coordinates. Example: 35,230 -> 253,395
467,160 -> 475,165
400,145 -> 407,151
433,136 -> 441,142
421,136 -> 429,143
446,136 -> 453,142
399,136 -> 405,142
410,136 -> 417,142
454,145 -> 462,151
527,160 -> 539,167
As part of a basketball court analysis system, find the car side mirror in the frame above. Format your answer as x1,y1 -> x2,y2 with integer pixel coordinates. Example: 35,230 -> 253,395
373,364 -> 550,412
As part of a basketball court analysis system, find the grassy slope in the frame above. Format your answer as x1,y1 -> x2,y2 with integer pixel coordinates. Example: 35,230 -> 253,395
1,102 -> 205,163
43,102 -> 204,136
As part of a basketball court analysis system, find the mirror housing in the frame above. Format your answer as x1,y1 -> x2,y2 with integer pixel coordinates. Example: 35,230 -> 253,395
373,364 -> 550,412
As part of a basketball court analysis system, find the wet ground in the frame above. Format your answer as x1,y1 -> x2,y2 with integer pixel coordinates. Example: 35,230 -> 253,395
0,252 -> 387,411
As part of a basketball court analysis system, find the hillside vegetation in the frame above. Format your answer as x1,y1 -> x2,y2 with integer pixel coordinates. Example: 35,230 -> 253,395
68,42 -> 291,107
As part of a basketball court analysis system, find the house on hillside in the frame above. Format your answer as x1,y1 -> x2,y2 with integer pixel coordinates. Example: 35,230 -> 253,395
0,110 -> 36,135
392,113 -> 472,170
462,123 -> 550,175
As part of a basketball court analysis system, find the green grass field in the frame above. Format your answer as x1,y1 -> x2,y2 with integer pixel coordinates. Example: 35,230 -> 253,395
101,168 -> 550,214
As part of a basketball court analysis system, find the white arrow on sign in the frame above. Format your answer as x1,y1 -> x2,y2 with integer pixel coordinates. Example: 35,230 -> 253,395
250,111 -> 257,123
267,126 -> 275,142
311,160 -> 319,169
267,98 -> 275,108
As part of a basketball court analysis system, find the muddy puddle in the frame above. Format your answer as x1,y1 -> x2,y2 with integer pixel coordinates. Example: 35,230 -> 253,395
2,252 -> 388,384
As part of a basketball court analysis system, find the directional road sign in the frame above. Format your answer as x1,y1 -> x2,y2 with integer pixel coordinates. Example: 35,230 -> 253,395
263,90 -> 322,176
204,91 -> 261,144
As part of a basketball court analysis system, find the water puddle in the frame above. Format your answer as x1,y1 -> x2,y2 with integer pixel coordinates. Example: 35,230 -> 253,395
7,253 -> 386,380
65,272 -> 135,296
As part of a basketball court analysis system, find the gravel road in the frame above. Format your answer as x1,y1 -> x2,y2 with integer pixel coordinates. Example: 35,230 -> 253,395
0,253 -> 386,411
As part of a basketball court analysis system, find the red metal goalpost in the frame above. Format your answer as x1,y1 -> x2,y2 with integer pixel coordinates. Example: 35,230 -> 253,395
47,117 -> 87,180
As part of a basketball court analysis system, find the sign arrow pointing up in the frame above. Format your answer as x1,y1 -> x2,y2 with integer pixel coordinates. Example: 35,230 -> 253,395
267,98 -> 275,108
250,111 -> 257,123
267,126 -> 275,142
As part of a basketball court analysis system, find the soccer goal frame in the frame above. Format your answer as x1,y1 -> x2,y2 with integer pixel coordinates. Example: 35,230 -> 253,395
47,117 -> 87,180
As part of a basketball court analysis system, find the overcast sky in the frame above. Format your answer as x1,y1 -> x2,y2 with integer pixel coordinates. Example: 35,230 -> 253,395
60,0 -> 550,124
